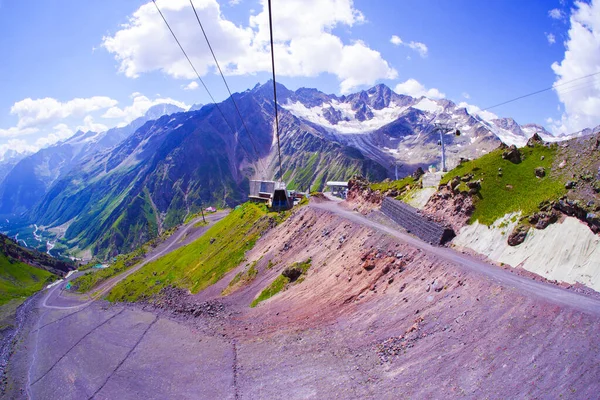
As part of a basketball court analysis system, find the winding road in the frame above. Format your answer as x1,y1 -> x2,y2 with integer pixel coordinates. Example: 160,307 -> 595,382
7,199 -> 600,399
313,199 -> 600,316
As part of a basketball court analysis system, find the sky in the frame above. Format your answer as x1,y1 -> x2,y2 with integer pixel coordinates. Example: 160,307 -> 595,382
0,0 -> 599,158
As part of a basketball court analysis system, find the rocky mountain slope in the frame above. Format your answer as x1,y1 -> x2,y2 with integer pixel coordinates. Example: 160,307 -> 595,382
25,82 -> 386,258
5,81 -> 597,259
0,103 -> 184,217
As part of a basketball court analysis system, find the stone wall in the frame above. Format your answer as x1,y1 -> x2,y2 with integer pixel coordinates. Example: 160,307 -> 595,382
381,197 -> 455,245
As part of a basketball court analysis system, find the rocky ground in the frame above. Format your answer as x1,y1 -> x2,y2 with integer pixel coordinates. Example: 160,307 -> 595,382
5,199 -> 600,399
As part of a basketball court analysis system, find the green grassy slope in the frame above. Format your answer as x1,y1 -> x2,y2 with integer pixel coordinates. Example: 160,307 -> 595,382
69,247 -> 147,294
250,259 -> 312,307
107,203 -> 274,302
440,144 -> 565,225
0,253 -> 56,306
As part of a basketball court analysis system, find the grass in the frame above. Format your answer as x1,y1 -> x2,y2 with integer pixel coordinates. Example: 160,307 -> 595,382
250,259 -> 312,308
70,247 -> 146,293
0,253 -> 57,306
106,202 -> 274,302
221,259 -> 260,296
440,144 -> 566,225
0,298 -> 26,330
370,176 -> 416,193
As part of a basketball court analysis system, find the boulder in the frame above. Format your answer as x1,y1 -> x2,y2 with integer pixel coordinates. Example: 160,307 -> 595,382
282,265 -> 303,281
559,160 -> 567,169
412,167 -> 425,180
534,167 -> 546,178
502,145 -> 522,164
507,225 -> 529,246
448,176 -> 461,190
526,133 -> 544,147
466,180 -> 481,190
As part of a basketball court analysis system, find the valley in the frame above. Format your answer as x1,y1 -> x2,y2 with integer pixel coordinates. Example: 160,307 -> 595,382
1,83 -> 599,400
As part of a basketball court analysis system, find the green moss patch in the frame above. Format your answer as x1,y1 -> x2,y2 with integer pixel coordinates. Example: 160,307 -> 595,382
250,259 -> 312,308
370,176 -> 416,194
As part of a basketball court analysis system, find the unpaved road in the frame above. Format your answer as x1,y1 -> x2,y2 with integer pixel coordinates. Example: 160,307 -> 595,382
312,200 -> 600,316
42,211 -> 228,311
5,202 -> 600,399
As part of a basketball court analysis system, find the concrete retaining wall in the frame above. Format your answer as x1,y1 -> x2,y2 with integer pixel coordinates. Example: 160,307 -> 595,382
381,197 -> 455,245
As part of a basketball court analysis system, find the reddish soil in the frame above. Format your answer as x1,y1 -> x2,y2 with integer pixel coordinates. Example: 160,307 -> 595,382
7,200 -> 600,399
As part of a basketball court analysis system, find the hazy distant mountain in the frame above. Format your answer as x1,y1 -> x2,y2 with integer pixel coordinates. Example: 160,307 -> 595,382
0,103 -> 185,216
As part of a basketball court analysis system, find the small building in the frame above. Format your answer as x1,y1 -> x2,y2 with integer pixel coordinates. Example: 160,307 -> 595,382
249,180 -> 292,210
326,181 -> 349,199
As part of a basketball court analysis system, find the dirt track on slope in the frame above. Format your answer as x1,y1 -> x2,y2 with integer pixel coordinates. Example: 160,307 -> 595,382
5,201 -> 600,399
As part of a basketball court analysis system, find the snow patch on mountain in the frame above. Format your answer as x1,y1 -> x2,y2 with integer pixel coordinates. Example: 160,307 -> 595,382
413,98 -> 442,114
283,99 -> 410,134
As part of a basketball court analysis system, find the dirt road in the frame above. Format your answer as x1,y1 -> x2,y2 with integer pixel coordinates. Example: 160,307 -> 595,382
312,200 -> 600,316
5,202 -> 600,399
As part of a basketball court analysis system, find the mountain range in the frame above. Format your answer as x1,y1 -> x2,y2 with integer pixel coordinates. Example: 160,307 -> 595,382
1,81 -> 597,258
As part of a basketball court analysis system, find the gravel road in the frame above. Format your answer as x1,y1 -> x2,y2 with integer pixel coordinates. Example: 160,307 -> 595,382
4,202 -> 600,399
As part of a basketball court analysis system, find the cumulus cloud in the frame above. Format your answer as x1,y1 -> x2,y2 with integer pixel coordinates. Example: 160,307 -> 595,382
394,78 -> 445,99
389,35 -> 428,57
545,32 -> 556,44
102,0 -> 396,94
390,35 -> 402,46
34,124 -> 75,148
10,96 -> 117,129
0,124 -> 76,159
76,116 -> 108,133
549,8 -> 565,20
183,81 -> 199,90
102,93 -> 188,123
0,139 -> 38,160
550,0 -> 600,134
457,102 -> 498,122
0,126 -> 38,139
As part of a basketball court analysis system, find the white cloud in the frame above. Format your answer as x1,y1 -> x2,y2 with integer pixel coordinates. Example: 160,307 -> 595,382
102,94 -> 188,123
549,8 -> 565,20
229,0 -> 241,5
77,116 -> 108,133
102,0 -> 396,94
550,0 -> 600,134
10,96 -> 117,129
0,139 -> 38,160
183,81 -> 199,91
0,126 -> 39,139
34,124 -> 75,148
458,101 -> 498,122
462,92 -> 470,99
545,32 -> 556,44
407,41 -> 428,57
0,124 -> 76,159
390,35 -> 402,46
389,35 -> 428,57
394,78 -> 445,99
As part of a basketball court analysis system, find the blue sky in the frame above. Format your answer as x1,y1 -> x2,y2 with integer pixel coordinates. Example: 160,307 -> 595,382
1,0 -> 598,157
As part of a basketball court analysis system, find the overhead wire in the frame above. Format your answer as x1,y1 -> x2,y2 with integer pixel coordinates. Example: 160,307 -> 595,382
188,0 -> 268,177
151,0 -> 262,171
482,71 -> 600,111
267,0 -> 284,182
